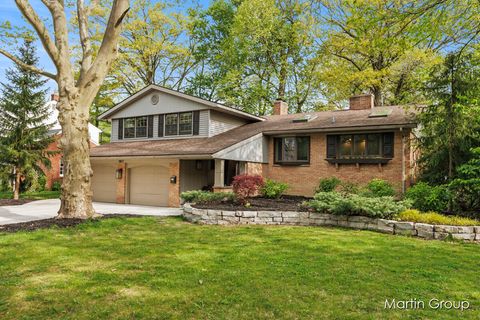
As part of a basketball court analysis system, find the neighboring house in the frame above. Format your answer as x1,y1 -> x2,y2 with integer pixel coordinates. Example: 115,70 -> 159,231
90,85 -> 417,207
42,93 -> 102,189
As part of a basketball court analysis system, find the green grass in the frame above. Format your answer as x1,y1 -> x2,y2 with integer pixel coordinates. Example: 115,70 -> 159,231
0,217 -> 479,319
0,190 -> 60,200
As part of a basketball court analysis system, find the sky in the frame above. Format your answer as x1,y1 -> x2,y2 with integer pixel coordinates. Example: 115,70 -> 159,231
0,0 -> 211,94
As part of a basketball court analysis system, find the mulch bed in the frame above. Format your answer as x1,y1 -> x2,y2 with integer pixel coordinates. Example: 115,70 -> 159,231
0,199 -> 35,206
0,214 -> 153,233
194,195 -> 311,211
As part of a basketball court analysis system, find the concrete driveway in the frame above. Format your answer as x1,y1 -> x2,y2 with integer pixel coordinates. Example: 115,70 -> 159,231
0,199 -> 182,225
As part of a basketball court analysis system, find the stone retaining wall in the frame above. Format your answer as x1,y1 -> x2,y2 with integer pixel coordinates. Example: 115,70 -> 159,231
182,204 -> 480,242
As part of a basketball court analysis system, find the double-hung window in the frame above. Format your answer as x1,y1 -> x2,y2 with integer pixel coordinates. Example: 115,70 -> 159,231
274,136 -> 310,164
123,116 -> 148,139
164,112 -> 193,136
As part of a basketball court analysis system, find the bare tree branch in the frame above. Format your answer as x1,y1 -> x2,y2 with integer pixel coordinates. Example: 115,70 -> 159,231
78,0 -> 130,91
77,0 -> 94,76
15,0 -> 59,69
0,48 -> 57,79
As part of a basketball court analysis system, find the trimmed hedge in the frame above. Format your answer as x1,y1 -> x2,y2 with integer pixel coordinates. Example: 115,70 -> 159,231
306,191 -> 410,219
180,190 -> 235,203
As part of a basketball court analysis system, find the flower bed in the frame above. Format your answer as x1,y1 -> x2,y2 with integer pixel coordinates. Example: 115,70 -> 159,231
183,204 -> 480,242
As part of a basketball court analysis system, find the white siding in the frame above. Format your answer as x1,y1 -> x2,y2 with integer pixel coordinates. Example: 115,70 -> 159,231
112,91 -> 207,118
199,109 -> 209,136
212,134 -> 268,163
111,119 -> 119,142
209,110 -> 247,137
111,109 -> 209,141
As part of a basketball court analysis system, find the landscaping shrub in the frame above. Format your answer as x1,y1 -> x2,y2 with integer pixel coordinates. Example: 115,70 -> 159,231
316,177 -> 341,192
51,181 -> 62,191
232,174 -> 264,201
396,209 -> 478,226
338,181 -> 360,194
261,179 -> 288,199
405,182 -> 450,212
180,190 -> 235,203
306,192 -> 410,219
363,179 -> 396,197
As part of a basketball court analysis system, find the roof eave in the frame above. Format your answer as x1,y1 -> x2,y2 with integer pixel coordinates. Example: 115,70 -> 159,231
262,123 -> 417,135
98,84 -> 264,122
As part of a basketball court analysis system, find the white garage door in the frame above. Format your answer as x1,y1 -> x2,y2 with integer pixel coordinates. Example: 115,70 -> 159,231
91,164 -> 117,203
129,166 -> 169,206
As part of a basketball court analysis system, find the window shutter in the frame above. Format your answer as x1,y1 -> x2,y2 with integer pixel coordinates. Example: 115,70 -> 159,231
326,135 -> 337,158
158,114 -> 164,137
147,115 -> 154,138
118,119 -> 123,140
193,111 -> 200,135
383,132 -> 394,158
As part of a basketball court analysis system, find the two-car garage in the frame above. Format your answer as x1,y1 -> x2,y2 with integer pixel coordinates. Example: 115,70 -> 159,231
91,162 -> 171,207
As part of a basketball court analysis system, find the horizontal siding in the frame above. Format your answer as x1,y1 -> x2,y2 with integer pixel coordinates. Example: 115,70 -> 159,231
111,119 -> 119,142
209,110 -> 247,137
112,91 -> 207,118
199,110 -> 209,136
110,110 -> 209,142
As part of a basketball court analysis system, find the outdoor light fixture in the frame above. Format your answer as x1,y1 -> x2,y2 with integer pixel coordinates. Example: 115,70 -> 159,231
170,175 -> 177,184
115,168 -> 123,179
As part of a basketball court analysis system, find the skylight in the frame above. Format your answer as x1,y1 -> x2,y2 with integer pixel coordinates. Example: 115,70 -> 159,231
292,114 -> 317,123
368,107 -> 392,118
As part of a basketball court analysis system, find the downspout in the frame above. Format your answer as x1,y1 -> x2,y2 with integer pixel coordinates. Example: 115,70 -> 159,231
400,127 -> 406,194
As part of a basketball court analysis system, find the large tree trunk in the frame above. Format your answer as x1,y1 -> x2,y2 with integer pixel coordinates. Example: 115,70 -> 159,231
13,169 -> 20,200
56,92 -> 96,219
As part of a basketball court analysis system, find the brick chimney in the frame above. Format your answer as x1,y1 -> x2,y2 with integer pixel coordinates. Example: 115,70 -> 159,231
273,99 -> 288,116
51,92 -> 59,102
349,94 -> 374,110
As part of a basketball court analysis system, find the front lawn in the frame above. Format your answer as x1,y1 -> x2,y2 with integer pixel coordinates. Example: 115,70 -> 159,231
0,190 -> 60,200
0,217 -> 479,319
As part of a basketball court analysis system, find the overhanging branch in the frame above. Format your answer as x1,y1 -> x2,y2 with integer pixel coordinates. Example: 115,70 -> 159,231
0,48 -> 57,80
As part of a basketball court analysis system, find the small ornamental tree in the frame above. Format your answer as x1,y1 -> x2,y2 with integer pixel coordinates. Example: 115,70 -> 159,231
232,174 -> 264,202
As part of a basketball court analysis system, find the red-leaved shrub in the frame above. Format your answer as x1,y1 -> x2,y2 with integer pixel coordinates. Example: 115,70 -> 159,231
232,174 -> 264,201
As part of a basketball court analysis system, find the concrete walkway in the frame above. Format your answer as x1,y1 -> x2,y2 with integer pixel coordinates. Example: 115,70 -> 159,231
0,199 -> 182,225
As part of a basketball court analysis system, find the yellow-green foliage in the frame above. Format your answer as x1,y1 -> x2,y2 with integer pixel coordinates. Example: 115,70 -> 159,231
396,209 -> 478,226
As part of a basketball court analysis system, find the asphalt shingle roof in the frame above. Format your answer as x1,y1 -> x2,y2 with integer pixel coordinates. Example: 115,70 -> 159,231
90,105 -> 416,158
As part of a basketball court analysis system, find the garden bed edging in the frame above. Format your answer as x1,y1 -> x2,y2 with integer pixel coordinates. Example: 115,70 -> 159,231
182,203 -> 480,242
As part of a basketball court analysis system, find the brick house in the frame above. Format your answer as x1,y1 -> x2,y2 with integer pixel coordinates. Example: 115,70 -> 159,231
42,94 -> 102,189
90,85 -> 417,207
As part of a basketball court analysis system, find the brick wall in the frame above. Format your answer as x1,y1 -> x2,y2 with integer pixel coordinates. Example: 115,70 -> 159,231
263,130 -> 411,197
42,136 -> 62,190
169,160 -> 180,207
115,162 -> 127,203
42,134 -> 99,190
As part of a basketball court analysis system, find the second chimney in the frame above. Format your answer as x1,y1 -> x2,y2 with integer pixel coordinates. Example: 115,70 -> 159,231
51,92 -> 60,102
349,94 -> 374,110
273,99 -> 288,116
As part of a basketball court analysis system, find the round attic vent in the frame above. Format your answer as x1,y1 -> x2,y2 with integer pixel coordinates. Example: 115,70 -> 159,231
151,94 -> 159,105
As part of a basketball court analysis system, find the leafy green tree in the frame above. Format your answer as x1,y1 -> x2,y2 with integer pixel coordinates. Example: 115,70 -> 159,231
417,51 -> 480,184
450,148 -> 480,214
0,40 -> 54,199
318,0 -> 444,106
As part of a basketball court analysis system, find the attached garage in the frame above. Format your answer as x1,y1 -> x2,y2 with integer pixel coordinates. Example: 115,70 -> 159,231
91,164 -> 117,203
129,166 -> 169,206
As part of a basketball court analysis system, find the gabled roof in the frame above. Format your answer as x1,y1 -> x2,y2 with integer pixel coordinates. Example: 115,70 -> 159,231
98,84 -> 264,121
90,105 -> 417,158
